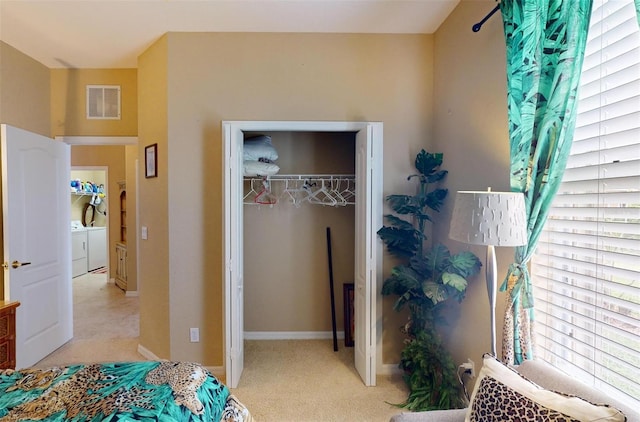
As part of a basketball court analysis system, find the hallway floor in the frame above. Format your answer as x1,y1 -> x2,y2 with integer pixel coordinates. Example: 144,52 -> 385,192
34,272 -> 145,368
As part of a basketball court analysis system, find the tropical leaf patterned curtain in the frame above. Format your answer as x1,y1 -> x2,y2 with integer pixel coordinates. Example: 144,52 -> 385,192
499,0 -> 593,365
636,0 -> 640,26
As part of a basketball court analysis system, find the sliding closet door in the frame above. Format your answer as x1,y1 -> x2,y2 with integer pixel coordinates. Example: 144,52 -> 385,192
224,123 -> 244,388
354,123 -> 382,386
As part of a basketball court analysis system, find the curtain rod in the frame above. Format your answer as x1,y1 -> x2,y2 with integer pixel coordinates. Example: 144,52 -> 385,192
472,4 -> 501,32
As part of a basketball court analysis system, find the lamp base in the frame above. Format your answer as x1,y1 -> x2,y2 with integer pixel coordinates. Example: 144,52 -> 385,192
487,244 -> 497,357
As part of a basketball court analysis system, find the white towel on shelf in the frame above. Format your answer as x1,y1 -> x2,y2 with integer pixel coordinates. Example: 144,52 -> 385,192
243,135 -> 278,162
243,160 -> 280,177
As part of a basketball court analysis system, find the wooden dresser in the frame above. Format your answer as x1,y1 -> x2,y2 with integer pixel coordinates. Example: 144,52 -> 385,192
0,301 -> 19,370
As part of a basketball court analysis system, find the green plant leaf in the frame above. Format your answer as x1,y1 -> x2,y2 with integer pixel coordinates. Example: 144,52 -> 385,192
413,211 -> 433,224
382,265 -> 422,299
386,194 -> 421,215
377,226 -> 420,258
383,214 -> 414,230
409,255 -> 432,279
398,329 -> 467,411
425,243 -> 451,275
448,251 -> 482,278
425,169 -> 448,183
423,188 -> 448,212
422,281 -> 448,305
394,292 -> 412,312
441,272 -> 468,292
415,150 -> 443,176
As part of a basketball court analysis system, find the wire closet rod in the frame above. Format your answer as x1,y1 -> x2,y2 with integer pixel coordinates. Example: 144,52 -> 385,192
261,174 -> 355,180
243,175 -> 356,207
472,3 -> 500,32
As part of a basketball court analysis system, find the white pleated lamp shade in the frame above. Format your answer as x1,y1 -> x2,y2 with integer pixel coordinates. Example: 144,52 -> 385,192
449,190 -> 527,246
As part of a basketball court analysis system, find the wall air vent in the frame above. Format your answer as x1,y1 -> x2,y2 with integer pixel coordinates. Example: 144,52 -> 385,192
86,85 -> 121,119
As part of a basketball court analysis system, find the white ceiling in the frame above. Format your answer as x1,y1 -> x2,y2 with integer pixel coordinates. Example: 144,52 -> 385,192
0,0 -> 464,69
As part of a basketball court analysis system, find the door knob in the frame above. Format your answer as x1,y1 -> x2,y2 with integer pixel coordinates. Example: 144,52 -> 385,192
2,261 -> 32,269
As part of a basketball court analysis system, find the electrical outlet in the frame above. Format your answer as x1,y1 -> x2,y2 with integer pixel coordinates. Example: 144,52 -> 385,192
190,327 -> 199,343
460,358 -> 475,378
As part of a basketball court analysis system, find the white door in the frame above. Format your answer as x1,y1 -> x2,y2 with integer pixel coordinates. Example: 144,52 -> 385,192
224,123 -> 244,387
354,124 -> 382,386
1,124 -> 72,369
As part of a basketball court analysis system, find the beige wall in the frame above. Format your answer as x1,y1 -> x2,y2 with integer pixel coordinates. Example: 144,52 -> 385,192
138,35 -> 170,359
50,68 -> 137,137
0,42 -> 51,300
432,1 -> 513,374
136,32 -> 435,366
124,144 -> 138,291
0,42 -> 51,136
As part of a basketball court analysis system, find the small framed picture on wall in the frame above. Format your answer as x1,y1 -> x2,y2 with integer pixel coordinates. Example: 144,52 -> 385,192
145,143 -> 158,178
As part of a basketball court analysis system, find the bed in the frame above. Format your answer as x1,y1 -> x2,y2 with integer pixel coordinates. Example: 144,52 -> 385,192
0,361 -> 252,421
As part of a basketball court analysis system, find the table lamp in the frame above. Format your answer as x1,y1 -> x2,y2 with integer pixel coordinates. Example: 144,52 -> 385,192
449,188 -> 527,357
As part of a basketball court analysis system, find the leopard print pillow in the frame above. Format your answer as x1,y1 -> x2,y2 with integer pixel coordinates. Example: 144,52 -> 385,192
465,355 -> 626,422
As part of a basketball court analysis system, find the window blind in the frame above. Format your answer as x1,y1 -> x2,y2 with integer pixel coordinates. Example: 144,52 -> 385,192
531,0 -> 640,408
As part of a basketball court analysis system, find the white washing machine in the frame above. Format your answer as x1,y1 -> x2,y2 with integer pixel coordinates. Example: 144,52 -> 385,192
87,227 -> 107,271
71,221 -> 88,278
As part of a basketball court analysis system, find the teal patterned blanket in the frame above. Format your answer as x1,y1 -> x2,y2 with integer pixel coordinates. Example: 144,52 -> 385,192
0,361 -> 252,421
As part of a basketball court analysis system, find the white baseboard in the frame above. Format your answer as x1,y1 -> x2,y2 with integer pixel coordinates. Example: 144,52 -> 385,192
137,344 -> 162,361
125,290 -> 138,297
244,331 -> 345,340
379,363 -> 403,376
205,366 -> 225,380
136,344 -> 224,381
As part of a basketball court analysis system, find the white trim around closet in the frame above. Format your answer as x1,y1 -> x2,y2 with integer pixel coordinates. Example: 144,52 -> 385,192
223,120 -> 383,388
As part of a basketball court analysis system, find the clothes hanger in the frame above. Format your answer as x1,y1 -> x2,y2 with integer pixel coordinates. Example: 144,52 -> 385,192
254,178 -> 277,205
339,178 -> 356,204
330,178 -> 348,207
282,179 -> 309,207
307,179 -> 337,206
243,178 -> 261,204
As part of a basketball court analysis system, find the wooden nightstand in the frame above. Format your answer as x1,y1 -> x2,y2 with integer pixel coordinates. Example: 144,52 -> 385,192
0,301 -> 19,370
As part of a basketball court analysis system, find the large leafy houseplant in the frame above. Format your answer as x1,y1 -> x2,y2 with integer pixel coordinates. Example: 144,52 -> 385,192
378,150 -> 481,411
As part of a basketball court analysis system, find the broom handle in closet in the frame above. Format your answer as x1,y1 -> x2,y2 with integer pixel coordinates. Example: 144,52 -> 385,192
326,227 -> 338,352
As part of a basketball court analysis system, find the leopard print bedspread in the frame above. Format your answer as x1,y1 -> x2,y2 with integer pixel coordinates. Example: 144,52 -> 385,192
0,361 -> 252,422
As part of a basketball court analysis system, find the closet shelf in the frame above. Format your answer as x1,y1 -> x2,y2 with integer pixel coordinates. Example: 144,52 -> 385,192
71,191 -> 106,206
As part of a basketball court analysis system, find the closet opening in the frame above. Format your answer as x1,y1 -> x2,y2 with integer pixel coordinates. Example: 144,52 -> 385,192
243,131 -> 356,341
224,121 -> 383,389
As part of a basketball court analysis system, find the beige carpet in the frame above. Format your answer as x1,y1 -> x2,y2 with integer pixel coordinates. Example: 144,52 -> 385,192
34,273 -> 145,367
232,339 -> 409,421
34,274 -> 410,421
